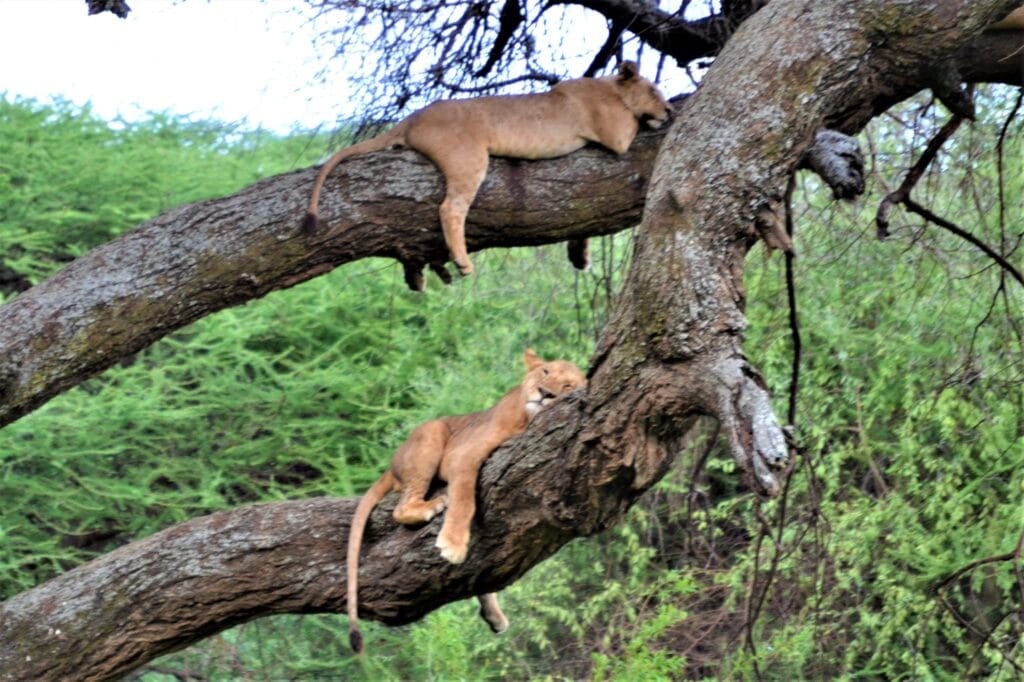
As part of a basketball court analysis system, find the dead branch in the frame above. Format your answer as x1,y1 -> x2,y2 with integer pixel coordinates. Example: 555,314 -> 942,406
904,198 -> 1024,287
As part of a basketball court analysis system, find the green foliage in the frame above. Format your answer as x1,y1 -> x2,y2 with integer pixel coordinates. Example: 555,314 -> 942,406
0,95 -> 322,286
1,87 -> 1022,680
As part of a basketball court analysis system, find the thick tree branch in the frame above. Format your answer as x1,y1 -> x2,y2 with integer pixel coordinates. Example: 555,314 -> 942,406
0,122 -> 865,430
550,0 -> 746,67
0,395 -> 653,680
0,131 -> 665,428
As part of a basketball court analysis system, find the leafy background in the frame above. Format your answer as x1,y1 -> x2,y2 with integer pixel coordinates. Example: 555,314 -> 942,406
0,88 -> 1021,679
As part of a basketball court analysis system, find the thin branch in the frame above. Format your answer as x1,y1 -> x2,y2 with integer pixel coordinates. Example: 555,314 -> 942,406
903,198 -> 1024,287
440,70 -> 559,91
475,0 -> 524,77
743,514 -> 767,681
875,115 -> 965,239
583,17 -> 628,77
783,173 -> 800,426
994,89 -> 1021,254
932,547 -> 1018,595
875,114 -> 1024,287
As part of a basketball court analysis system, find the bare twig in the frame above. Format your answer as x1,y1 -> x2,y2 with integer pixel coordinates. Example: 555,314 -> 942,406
783,173 -> 801,426
743,514 -> 767,681
994,84 -> 1023,252
875,115 -> 965,239
932,545 -> 1019,596
584,17 -> 629,77
875,114 -> 1023,287
440,70 -> 560,92
903,198 -> 1024,287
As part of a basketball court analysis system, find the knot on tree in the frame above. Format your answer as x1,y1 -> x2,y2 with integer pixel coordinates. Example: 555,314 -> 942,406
800,129 -> 865,200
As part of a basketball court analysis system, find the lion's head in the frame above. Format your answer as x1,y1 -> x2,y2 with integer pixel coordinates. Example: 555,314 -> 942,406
520,348 -> 587,418
610,60 -> 672,130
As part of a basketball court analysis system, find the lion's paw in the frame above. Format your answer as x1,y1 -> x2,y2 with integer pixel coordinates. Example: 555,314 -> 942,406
423,495 -> 448,522
435,532 -> 468,564
483,611 -> 509,634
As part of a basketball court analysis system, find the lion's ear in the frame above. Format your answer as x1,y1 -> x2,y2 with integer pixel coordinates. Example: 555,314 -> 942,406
523,348 -> 544,370
618,60 -> 639,81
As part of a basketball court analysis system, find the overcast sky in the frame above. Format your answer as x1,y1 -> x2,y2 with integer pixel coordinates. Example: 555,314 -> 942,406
0,0 -> 346,133
0,0 -> 700,135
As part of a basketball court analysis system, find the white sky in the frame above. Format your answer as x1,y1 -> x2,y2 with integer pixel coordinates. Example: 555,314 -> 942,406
0,0 -> 699,134
0,0 -> 345,133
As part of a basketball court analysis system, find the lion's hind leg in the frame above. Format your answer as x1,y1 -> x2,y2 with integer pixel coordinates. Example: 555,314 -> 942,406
393,490 -> 447,525
391,420 -> 449,525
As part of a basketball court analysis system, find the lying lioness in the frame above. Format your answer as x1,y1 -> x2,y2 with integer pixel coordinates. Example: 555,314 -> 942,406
345,349 -> 587,652
305,61 -> 671,288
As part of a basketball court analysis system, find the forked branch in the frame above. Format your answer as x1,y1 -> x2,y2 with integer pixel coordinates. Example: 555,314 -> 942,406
876,116 -> 1023,287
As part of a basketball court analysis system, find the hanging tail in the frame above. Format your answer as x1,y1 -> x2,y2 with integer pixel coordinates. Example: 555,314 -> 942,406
346,470 -> 396,653
304,127 -> 405,235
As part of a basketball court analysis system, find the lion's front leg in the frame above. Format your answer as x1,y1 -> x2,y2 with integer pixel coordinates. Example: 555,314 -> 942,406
420,145 -> 489,277
435,473 -> 478,564
477,593 -> 509,634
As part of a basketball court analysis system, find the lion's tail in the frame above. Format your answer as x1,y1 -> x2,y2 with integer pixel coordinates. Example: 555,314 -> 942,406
346,469 -> 396,654
303,125 -> 406,235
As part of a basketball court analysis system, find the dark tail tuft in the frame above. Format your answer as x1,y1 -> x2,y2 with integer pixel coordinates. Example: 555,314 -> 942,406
567,238 -> 590,271
302,212 -> 320,235
349,628 -> 363,654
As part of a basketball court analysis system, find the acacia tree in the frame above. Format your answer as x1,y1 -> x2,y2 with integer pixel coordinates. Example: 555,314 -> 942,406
0,1 -> 1022,678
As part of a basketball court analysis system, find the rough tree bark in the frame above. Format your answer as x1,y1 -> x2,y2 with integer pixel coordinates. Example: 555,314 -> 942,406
0,1 -> 1021,679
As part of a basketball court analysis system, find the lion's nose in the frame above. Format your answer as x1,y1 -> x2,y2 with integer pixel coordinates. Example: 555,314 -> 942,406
538,387 -> 556,401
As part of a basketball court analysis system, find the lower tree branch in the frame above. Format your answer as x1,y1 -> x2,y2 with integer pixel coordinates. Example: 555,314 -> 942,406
0,391 -> 670,680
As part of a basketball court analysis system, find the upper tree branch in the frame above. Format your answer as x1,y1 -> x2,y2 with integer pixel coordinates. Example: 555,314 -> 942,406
550,0 -> 748,67
0,24 -> 1019,430
0,131 -> 665,429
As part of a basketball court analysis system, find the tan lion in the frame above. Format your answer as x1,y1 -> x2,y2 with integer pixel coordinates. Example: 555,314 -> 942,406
304,61 -> 671,288
991,6 -> 1024,28
345,349 -> 587,652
